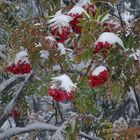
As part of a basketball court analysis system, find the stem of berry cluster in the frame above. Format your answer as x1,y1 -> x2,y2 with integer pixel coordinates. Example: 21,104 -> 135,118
52,100 -> 58,125
83,59 -> 94,78
56,102 -> 64,122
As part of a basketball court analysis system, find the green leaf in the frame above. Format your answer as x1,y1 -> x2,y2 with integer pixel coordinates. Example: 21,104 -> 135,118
98,10 -> 109,21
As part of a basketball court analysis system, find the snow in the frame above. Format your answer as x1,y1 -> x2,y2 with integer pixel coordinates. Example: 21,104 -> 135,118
35,42 -> 41,48
45,36 -> 55,41
33,23 -> 41,26
78,0 -> 91,6
96,32 -> 124,48
51,74 -> 76,92
15,51 -> 29,64
0,45 -> 6,59
0,52 -> 6,59
57,43 -> 66,55
69,6 -> 84,15
129,49 -> 140,61
68,5 -> 89,18
59,102 -> 72,112
40,50 -> 50,59
92,66 -> 107,76
0,44 -> 6,52
121,11 -> 134,25
48,10 -> 72,28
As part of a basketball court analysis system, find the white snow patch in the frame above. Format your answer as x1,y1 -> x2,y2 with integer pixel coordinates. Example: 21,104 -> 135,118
33,23 -> 41,26
121,12 -> 134,25
92,66 -> 107,76
78,0 -> 91,6
48,10 -> 72,28
51,74 -> 76,92
35,42 -> 42,48
59,102 -> 72,112
58,43 -> 66,55
45,36 -> 56,41
69,6 -> 84,15
40,50 -> 50,59
15,51 -> 29,64
96,32 -> 124,48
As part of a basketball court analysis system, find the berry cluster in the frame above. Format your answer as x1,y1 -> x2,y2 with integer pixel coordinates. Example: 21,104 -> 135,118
6,60 -> 31,75
69,13 -> 83,34
102,22 -> 118,32
48,88 -> 74,102
88,69 -> 108,87
51,26 -> 72,43
94,41 -> 112,53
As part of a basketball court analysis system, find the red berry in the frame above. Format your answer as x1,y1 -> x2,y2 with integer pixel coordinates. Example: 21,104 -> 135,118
9,109 -> 20,118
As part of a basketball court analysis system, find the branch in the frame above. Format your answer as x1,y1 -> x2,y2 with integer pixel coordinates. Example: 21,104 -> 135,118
0,121 -> 99,140
0,73 -> 32,127
125,7 -> 140,12
0,122 -> 58,140
0,76 -> 18,95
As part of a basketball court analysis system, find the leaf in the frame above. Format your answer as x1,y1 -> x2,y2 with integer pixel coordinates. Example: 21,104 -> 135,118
98,10 -> 109,21
109,82 -> 123,101
94,6 -> 101,20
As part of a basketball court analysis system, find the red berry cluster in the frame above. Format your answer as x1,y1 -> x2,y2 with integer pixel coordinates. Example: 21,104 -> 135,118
48,88 -> 74,102
51,26 -> 72,43
88,70 -> 108,87
102,22 -> 118,32
94,41 -> 112,53
69,13 -> 83,34
69,4 -> 96,34
9,109 -> 20,118
6,60 -> 31,75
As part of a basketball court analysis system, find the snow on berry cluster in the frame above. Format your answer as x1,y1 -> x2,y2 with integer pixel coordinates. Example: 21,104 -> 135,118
48,0 -> 96,41
6,51 -> 32,75
49,11 -> 72,43
88,66 -> 109,87
48,74 -> 76,102
94,32 -> 124,54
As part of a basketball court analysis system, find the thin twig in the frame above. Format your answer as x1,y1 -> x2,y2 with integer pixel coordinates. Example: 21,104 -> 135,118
56,102 -> 64,122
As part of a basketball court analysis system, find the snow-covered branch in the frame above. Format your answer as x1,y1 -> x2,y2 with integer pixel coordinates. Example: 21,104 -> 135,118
0,76 -> 18,94
0,122 -> 58,140
0,121 -> 99,140
0,73 -> 32,127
